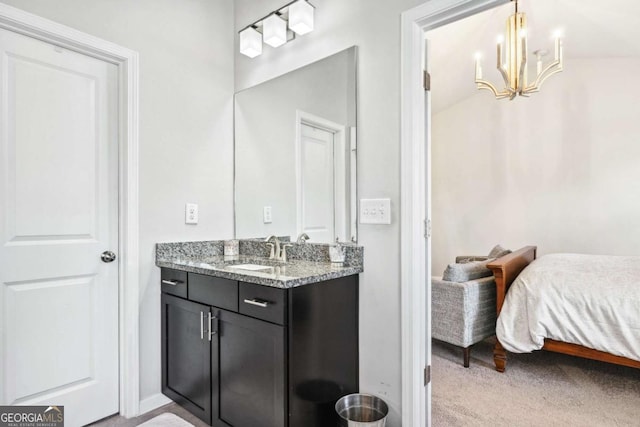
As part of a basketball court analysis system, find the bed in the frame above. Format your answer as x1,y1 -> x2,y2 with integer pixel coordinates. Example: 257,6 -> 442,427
487,246 -> 640,372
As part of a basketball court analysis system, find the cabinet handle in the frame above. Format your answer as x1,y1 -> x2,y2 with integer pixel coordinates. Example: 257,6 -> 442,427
200,311 -> 204,340
243,298 -> 270,308
162,279 -> 181,286
208,312 -> 218,341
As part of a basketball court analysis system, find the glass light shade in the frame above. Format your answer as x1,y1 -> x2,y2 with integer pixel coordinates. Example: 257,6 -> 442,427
239,27 -> 262,58
263,14 -> 287,48
288,0 -> 314,35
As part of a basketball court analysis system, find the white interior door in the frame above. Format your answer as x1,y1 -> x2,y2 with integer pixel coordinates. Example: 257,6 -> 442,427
299,123 -> 335,243
0,28 -> 119,426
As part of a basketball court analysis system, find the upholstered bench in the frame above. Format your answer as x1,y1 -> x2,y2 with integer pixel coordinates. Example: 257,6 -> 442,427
431,246 -> 510,367
432,275 -> 496,367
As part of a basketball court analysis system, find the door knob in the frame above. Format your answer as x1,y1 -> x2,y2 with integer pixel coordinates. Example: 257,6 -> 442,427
101,251 -> 117,263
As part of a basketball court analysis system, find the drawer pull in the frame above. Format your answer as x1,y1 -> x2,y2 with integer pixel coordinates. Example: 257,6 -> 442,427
162,279 -> 182,286
208,312 -> 218,340
243,298 -> 270,308
200,312 -> 205,340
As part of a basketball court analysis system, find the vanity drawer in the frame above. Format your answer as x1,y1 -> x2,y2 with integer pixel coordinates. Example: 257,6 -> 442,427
189,273 -> 238,312
161,269 -> 187,298
239,282 -> 287,325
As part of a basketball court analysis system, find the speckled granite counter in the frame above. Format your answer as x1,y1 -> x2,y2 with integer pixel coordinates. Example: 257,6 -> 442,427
156,240 -> 363,288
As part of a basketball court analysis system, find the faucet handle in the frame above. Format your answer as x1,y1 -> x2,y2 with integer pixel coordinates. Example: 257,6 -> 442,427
281,243 -> 293,262
266,243 -> 275,259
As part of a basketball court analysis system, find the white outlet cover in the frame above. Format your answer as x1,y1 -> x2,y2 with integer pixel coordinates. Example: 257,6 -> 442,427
185,203 -> 198,224
263,206 -> 273,224
359,198 -> 391,224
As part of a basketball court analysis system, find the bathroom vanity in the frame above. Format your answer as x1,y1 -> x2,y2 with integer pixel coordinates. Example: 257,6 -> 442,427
158,45 -> 362,427
156,240 -> 362,427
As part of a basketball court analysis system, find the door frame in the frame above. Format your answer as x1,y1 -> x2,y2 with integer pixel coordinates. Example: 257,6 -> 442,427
0,3 -> 140,418
295,110 -> 347,241
399,0 -> 507,425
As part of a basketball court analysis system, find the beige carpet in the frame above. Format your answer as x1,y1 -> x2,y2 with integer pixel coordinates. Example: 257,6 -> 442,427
432,339 -> 640,426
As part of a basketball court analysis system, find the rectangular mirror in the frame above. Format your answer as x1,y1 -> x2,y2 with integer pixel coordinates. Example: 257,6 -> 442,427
234,46 -> 357,243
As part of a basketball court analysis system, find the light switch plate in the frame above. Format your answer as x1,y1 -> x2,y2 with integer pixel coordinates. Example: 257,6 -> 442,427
359,198 -> 391,224
185,203 -> 198,224
263,206 -> 273,224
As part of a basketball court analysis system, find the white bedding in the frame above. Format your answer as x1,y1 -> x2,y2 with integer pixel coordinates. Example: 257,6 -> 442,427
496,253 -> 640,361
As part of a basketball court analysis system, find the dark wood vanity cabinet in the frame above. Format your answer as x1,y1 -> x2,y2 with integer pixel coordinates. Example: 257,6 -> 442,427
161,269 -> 358,427
161,295 -> 212,422
213,309 -> 286,427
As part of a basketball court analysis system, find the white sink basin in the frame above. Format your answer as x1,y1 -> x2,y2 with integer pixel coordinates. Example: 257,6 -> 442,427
227,264 -> 273,271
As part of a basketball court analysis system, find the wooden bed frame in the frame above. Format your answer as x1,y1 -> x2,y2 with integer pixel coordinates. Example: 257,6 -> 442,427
486,246 -> 640,372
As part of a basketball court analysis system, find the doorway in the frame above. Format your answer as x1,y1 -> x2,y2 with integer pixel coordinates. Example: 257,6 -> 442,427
399,0 -> 508,425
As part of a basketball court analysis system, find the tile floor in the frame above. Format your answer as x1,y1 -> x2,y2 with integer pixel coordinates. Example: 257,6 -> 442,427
88,403 -> 209,427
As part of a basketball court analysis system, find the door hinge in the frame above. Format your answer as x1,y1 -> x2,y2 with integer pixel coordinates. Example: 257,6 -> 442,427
424,219 -> 431,239
424,365 -> 431,385
423,71 -> 431,91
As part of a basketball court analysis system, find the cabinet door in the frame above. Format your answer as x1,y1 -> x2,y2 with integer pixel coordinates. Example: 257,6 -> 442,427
161,294 -> 212,424
212,309 -> 286,427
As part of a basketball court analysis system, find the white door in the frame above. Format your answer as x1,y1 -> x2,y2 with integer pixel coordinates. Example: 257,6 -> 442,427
0,28 -> 119,427
299,123 -> 335,243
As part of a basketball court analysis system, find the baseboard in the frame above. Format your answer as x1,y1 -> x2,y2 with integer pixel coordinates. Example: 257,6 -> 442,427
138,393 -> 173,416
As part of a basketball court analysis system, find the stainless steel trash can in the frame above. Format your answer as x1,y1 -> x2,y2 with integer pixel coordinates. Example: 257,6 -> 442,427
335,393 -> 388,427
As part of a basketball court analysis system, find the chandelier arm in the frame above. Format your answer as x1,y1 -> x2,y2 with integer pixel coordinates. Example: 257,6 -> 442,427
527,60 -> 563,92
475,79 -> 500,96
497,65 -> 510,90
496,42 -> 510,89
475,79 -> 512,99
527,37 -> 563,92
516,54 -> 527,93
516,30 -> 528,94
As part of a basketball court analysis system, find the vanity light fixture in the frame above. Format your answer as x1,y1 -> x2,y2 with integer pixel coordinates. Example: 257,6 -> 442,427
238,0 -> 315,58
474,0 -> 564,100
288,0 -> 314,35
239,27 -> 262,58
263,13 -> 288,48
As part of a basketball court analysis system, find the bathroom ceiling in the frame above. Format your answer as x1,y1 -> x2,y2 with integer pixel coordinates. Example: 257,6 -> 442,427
427,0 -> 640,113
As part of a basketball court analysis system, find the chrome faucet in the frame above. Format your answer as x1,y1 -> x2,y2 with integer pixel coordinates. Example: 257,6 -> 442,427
296,233 -> 310,244
264,235 -> 280,259
264,235 -> 293,261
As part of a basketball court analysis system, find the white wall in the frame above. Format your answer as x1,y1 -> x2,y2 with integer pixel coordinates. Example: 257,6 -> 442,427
235,0 -> 427,424
432,58 -> 640,274
0,0 -> 236,406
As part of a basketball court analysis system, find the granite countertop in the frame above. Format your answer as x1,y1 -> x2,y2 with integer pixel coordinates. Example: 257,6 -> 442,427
157,254 -> 363,289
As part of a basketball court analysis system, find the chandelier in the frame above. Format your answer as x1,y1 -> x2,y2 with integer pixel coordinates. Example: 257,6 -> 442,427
474,0 -> 563,100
